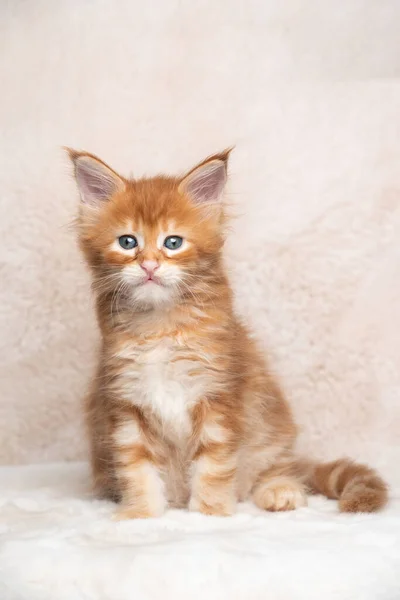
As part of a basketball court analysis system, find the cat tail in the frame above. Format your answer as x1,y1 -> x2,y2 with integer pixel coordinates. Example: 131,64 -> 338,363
300,457 -> 388,513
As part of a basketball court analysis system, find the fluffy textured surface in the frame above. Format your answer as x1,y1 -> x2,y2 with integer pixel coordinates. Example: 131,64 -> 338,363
0,463 -> 399,600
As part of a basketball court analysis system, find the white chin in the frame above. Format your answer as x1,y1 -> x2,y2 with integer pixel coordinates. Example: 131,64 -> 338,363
131,282 -> 174,308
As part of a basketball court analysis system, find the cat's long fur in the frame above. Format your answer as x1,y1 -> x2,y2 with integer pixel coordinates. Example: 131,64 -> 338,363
68,148 -> 388,518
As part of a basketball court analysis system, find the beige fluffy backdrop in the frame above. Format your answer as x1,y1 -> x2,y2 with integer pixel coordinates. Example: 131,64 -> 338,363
1,1 -> 399,488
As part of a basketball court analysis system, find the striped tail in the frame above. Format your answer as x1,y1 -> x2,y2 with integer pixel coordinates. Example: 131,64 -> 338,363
305,458 -> 388,513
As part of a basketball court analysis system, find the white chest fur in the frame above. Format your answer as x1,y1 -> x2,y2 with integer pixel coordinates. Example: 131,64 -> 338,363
115,338 -> 213,438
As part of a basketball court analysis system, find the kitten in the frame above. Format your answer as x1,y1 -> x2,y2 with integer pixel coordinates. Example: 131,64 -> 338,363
68,148 -> 388,519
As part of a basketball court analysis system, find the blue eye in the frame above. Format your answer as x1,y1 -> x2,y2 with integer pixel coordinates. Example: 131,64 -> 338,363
118,235 -> 138,250
164,236 -> 183,250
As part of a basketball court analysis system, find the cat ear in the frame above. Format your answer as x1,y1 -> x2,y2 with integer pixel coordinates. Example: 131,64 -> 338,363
66,149 -> 125,206
178,149 -> 232,206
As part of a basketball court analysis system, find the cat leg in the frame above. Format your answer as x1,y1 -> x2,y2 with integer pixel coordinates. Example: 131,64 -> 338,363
252,459 -> 307,512
90,444 -> 120,503
189,401 -> 238,516
112,409 -> 167,519
85,389 -> 120,502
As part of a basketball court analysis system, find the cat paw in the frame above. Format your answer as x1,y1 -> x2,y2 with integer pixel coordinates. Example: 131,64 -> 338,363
253,479 -> 307,512
189,496 -> 236,517
112,505 -> 164,520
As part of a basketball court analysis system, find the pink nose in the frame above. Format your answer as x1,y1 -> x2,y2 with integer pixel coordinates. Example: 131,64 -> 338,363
140,260 -> 159,277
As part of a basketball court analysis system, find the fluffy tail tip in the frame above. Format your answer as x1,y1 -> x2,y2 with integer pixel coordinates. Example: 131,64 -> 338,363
311,459 -> 388,513
339,482 -> 388,513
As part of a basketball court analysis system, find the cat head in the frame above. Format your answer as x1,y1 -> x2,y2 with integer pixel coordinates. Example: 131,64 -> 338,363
68,148 -> 232,310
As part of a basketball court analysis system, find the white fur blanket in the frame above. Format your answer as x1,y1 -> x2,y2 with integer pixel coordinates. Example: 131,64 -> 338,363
1,463 -> 399,600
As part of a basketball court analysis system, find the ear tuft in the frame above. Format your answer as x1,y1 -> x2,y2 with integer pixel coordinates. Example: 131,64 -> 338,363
66,149 -> 125,206
179,149 -> 232,205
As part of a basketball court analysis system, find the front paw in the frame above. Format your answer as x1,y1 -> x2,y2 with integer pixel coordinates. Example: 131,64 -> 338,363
189,495 -> 236,517
112,506 -> 163,521
112,502 -> 165,521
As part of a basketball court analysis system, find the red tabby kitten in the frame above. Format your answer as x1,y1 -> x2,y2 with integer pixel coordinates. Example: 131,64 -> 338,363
68,148 -> 388,519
